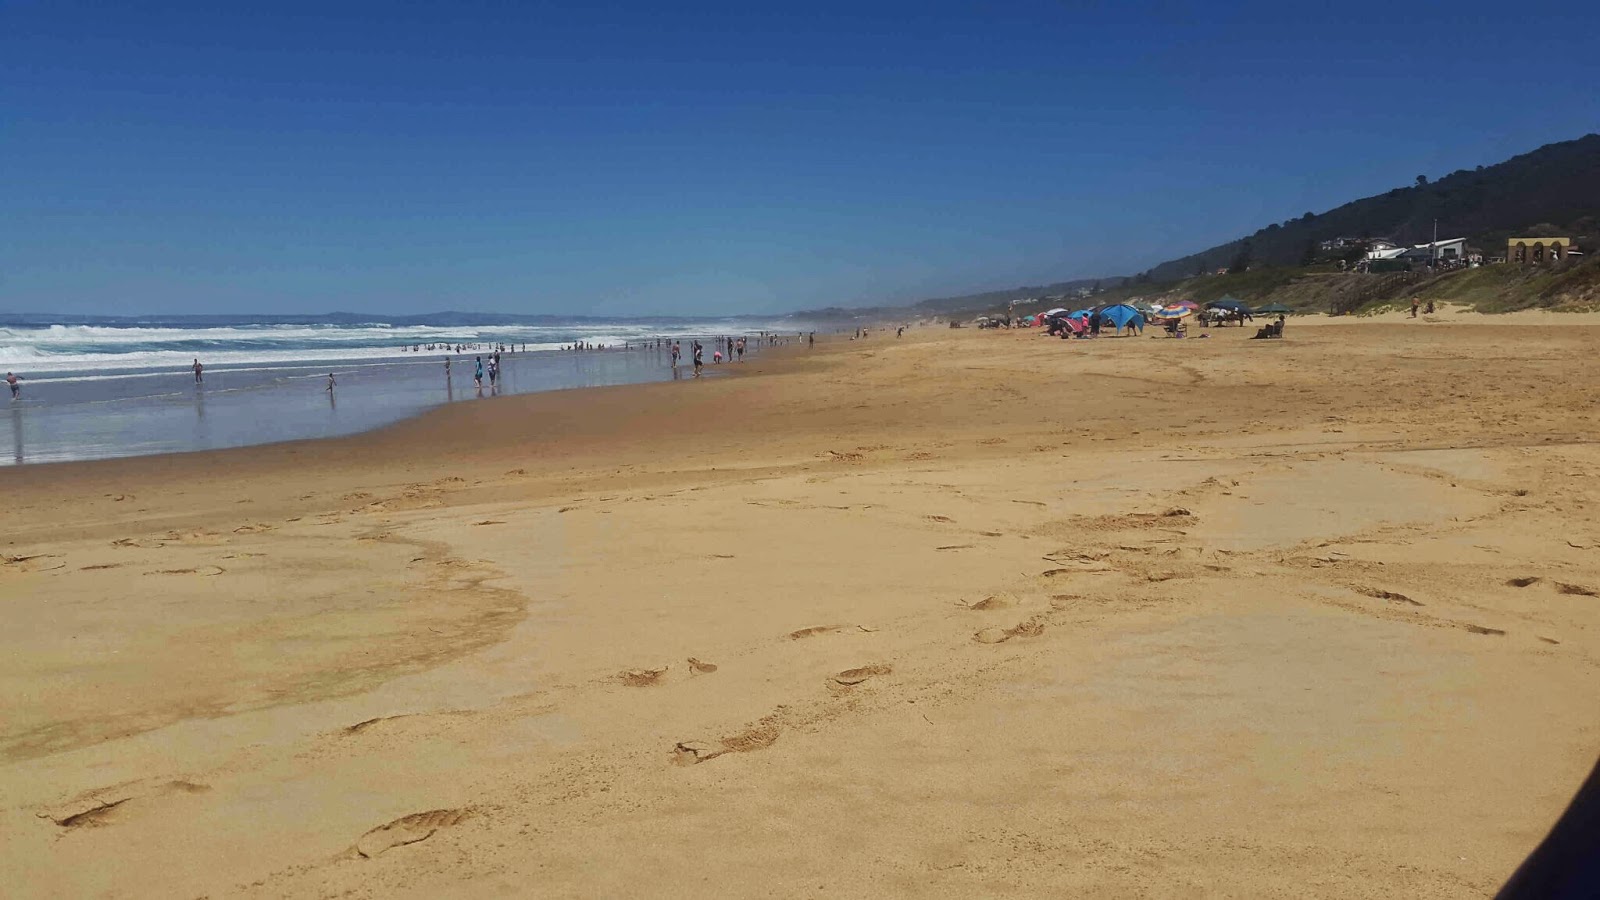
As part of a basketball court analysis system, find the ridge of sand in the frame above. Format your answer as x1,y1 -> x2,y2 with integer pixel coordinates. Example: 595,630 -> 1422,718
1,321 -> 1597,898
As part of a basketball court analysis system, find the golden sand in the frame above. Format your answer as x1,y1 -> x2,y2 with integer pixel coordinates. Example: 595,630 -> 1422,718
2,311 -> 1597,897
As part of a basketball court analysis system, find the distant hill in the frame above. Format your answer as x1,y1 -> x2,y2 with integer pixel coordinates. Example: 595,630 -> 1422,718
1144,134 -> 1600,281
806,134 -> 1599,322
791,276 -> 1129,321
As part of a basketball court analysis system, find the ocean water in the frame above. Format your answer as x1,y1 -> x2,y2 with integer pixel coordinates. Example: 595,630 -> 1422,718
0,317 -> 807,465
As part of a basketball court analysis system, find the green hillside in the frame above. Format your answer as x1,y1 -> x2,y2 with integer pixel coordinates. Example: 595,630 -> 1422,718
1144,134 -> 1600,281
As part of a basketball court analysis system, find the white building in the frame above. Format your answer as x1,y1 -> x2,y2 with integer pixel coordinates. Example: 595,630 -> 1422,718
1367,237 -> 1468,263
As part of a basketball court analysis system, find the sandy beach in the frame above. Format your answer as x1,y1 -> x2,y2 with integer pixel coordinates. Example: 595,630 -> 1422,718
2,313 -> 1597,898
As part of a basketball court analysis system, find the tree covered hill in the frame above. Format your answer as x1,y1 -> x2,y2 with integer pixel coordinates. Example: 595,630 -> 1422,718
1144,134 -> 1600,281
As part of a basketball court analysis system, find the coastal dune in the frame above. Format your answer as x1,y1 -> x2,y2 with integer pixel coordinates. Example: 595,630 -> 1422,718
2,317 -> 1598,897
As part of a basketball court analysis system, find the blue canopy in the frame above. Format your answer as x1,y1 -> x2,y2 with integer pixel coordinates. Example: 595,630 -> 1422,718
1206,296 -> 1251,312
1098,303 -> 1146,331
1068,309 -> 1092,319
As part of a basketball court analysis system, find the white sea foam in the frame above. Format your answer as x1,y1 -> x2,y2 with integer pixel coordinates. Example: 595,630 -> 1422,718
0,320 -> 780,374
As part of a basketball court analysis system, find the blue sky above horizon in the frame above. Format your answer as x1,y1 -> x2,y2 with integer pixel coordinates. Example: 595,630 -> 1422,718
3,1 -> 1597,317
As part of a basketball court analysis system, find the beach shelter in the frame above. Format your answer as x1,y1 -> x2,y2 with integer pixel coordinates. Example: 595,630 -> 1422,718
1097,303 -> 1146,332
1044,307 -> 1069,317
1068,309 -> 1092,320
1255,302 -> 1293,315
1206,296 -> 1251,313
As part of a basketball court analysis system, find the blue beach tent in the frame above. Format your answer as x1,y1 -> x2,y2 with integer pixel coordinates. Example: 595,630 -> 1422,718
1097,303 -> 1146,331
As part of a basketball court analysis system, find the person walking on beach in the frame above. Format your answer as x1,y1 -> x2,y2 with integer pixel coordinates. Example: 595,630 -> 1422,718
736,337 -> 745,362
444,356 -> 452,376
1411,298 -> 1420,318
474,356 -> 484,389
326,373 -> 336,393
692,341 -> 704,377
671,341 -> 681,367
192,358 -> 204,383
6,372 -> 19,400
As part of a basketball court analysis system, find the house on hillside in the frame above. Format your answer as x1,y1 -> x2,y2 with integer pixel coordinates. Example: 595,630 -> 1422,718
1507,237 -> 1574,264
1366,238 -> 1469,264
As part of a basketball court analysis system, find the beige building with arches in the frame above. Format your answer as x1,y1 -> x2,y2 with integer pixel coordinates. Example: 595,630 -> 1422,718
1507,237 -> 1572,263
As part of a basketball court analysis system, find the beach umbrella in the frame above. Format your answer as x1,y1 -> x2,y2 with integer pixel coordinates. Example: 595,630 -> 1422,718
1255,302 -> 1293,314
1171,300 -> 1201,311
1206,299 -> 1251,313
1153,304 -> 1194,319
1044,307 -> 1068,317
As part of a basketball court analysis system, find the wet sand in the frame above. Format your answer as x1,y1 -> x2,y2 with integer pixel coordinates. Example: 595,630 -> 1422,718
2,312 -> 1598,897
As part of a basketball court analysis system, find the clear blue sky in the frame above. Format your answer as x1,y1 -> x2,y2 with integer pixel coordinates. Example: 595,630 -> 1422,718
4,1 -> 1597,317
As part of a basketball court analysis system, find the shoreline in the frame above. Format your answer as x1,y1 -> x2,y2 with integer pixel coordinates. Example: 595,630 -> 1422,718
3,319 -> 1597,897
0,334 -> 806,467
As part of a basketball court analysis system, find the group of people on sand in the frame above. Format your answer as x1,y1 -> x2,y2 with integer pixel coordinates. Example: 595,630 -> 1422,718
443,352 -> 502,391
666,336 -> 753,377
404,342 -> 521,354
1410,298 -> 1436,317
4,331 -> 822,405
189,357 -> 339,394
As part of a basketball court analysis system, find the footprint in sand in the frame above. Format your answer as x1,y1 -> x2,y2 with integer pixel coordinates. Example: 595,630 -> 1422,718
473,520 -> 506,526
618,667 -> 668,687
788,624 -> 877,640
343,714 -> 411,735
112,537 -> 166,549
43,798 -> 131,829
973,618 -> 1046,644
149,565 -> 226,577
42,780 -> 210,830
1356,587 -> 1422,606
964,593 -> 1017,611
687,658 -> 718,674
354,809 -> 471,858
674,723 -> 782,766
3,554 -> 66,574
1556,583 -> 1599,597
232,523 -> 275,534
832,664 -> 892,686
1506,576 -> 1542,588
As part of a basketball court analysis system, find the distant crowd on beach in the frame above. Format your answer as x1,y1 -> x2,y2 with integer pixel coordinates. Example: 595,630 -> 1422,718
5,331 -> 827,404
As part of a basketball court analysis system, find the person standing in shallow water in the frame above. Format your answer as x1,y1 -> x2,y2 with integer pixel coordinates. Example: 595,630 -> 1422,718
474,356 -> 484,389
192,358 -> 204,384
6,372 -> 20,400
